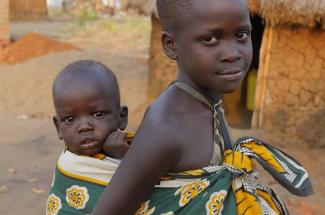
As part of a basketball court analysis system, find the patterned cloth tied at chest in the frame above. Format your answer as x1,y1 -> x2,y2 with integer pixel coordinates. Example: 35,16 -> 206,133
46,82 -> 313,215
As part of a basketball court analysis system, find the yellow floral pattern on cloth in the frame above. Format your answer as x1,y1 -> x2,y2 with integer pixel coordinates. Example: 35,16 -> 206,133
134,200 -> 155,215
241,141 -> 285,173
65,185 -> 89,209
46,194 -> 62,215
205,190 -> 227,215
175,179 -> 210,207
224,150 -> 254,173
235,189 -> 262,215
257,189 -> 281,214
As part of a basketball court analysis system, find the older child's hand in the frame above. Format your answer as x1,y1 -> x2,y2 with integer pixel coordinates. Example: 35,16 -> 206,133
102,130 -> 130,159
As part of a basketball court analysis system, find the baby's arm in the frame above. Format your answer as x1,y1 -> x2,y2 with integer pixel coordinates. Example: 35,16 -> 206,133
93,110 -> 182,215
102,130 -> 130,159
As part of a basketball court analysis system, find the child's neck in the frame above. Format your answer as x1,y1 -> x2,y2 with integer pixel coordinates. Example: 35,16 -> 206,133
176,73 -> 221,105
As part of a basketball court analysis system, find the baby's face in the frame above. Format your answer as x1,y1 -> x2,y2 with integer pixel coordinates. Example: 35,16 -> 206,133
175,0 -> 252,94
54,82 -> 120,156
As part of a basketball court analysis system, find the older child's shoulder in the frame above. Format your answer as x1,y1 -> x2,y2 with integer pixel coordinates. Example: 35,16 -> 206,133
140,101 -> 184,149
144,85 -> 207,133
141,85 -> 212,147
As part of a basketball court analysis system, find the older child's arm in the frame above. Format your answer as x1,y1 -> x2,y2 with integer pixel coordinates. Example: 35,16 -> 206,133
93,110 -> 182,215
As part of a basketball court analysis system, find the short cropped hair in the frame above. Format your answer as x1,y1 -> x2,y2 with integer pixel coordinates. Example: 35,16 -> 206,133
156,0 -> 193,33
56,60 -> 114,79
53,60 -> 120,103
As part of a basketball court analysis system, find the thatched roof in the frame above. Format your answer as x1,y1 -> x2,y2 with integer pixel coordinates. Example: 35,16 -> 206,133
126,0 -> 325,29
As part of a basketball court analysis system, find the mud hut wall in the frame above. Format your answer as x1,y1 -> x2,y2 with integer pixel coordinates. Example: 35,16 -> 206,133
260,27 -> 325,147
148,15 -> 177,101
10,0 -> 47,20
0,0 -> 9,41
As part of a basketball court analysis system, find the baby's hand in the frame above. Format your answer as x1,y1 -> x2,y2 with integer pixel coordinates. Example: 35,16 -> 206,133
102,130 -> 130,159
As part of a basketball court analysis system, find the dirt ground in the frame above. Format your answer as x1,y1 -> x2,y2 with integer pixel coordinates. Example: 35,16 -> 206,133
0,16 -> 324,215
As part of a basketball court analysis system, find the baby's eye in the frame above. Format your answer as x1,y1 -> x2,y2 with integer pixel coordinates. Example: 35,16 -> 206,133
63,116 -> 75,124
93,112 -> 106,119
237,31 -> 250,42
202,36 -> 219,46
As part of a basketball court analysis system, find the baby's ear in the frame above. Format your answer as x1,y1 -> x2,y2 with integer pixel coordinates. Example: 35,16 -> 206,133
118,106 -> 128,131
161,31 -> 177,60
53,116 -> 63,140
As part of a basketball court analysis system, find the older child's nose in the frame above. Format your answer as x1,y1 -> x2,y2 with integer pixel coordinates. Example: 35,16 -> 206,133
219,43 -> 242,62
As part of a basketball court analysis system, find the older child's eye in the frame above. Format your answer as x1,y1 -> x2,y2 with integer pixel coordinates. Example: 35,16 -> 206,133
202,36 -> 219,46
63,116 -> 75,124
237,32 -> 250,42
93,112 -> 106,119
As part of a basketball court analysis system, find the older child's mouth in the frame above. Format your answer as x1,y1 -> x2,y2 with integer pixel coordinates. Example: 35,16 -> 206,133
216,69 -> 243,81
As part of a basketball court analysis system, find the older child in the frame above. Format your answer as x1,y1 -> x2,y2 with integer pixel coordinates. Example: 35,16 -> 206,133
46,60 -> 131,215
93,0 -> 312,214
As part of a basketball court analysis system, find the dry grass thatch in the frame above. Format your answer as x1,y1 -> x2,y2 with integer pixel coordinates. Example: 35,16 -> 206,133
248,0 -> 325,29
126,0 -> 325,29
10,0 -> 47,20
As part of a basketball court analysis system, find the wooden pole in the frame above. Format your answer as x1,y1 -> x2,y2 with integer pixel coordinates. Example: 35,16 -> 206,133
252,25 -> 273,129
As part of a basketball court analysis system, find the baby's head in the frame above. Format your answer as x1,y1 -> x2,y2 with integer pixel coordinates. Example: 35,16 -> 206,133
52,60 -> 128,156
157,0 -> 253,95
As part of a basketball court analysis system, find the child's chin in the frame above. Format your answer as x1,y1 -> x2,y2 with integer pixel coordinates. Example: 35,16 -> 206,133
219,83 -> 242,94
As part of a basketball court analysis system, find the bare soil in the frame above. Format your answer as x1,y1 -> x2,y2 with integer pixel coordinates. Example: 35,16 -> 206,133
0,17 -> 324,215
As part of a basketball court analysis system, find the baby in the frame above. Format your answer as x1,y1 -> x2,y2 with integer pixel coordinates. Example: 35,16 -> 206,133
47,60 -> 130,215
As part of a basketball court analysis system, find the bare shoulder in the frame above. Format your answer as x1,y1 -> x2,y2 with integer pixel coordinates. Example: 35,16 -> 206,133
140,96 -> 184,146
130,105 -> 183,166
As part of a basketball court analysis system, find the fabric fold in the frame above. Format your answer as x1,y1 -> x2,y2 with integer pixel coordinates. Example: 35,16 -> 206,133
47,137 -> 313,215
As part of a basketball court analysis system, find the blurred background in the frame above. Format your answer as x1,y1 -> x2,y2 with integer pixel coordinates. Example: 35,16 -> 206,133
0,0 -> 324,214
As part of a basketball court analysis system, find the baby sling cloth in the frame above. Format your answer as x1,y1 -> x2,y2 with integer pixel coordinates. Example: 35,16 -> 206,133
46,82 -> 313,215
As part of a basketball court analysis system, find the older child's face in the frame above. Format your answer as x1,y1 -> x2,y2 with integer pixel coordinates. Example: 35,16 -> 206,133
53,80 -> 121,156
175,0 -> 252,94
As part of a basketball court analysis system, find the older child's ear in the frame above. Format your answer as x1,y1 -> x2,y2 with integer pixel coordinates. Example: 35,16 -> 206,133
161,31 -> 177,60
118,106 -> 128,131
53,116 -> 63,140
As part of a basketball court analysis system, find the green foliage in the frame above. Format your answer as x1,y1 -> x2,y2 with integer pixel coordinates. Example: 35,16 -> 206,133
80,15 -> 150,38
72,14 -> 151,53
78,8 -> 99,20
75,7 -> 99,27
